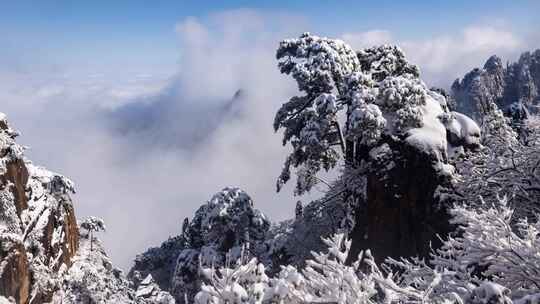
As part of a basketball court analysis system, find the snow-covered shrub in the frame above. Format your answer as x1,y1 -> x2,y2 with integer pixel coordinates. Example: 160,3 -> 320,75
56,232 -> 176,303
389,196 -> 540,303
195,196 -> 540,304
480,103 -> 519,153
264,173 -> 363,271
136,274 -> 176,304
195,234 -> 379,304
195,232 -> 456,304
435,198 -> 540,298
454,109 -> 540,221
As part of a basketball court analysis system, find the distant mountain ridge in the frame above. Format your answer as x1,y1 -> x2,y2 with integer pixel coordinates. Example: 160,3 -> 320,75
451,49 -> 540,121
105,89 -> 247,150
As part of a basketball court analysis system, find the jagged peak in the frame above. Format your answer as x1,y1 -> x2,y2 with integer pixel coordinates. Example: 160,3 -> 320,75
192,187 -> 270,247
514,49 -> 540,68
452,48 -> 540,121
484,55 -> 503,73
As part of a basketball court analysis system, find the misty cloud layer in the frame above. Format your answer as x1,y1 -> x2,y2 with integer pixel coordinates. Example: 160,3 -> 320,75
0,9 -> 538,270
343,24 -> 540,87
103,84 -> 245,151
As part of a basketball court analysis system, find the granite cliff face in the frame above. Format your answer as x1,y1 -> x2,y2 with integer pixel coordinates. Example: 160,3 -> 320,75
349,140 -> 455,264
0,113 -> 79,303
452,50 -> 540,122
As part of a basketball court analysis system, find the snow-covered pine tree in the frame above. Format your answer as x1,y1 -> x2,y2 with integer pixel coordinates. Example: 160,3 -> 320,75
182,218 -> 189,237
274,33 -> 419,195
274,33 -> 480,262
80,216 -> 106,252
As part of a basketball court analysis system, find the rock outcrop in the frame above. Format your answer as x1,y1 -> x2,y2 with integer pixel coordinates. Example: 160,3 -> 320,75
0,112 -> 175,304
129,187 -> 270,304
135,274 -> 176,304
55,230 -> 175,304
0,236 -> 29,304
452,49 -> 540,122
344,89 -> 481,263
0,113 -> 79,303
349,140 -> 455,263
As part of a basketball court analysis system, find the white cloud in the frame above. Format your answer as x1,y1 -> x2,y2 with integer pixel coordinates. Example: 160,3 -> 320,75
461,26 -> 521,52
343,25 -> 526,87
0,9 -> 312,270
341,30 -> 393,49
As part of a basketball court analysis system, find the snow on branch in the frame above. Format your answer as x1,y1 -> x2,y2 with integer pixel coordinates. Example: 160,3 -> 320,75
274,33 -> 476,195
195,196 -> 540,304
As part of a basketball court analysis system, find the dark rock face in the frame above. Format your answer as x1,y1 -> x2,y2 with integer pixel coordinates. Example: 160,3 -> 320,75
349,140 -> 454,263
129,236 -> 185,292
452,50 -> 540,121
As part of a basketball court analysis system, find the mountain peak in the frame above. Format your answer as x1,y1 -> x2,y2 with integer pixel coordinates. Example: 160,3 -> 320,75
484,55 -> 503,72
452,49 -> 540,121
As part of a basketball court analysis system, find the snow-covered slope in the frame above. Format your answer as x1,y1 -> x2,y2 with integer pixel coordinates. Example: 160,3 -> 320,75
54,230 -> 174,303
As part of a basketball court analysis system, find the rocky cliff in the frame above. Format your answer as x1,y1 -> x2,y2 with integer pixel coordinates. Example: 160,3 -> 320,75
0,113 -> 80,304
0,113 -> 174,304
54,230 -> 175,304
452,49 -> 540,122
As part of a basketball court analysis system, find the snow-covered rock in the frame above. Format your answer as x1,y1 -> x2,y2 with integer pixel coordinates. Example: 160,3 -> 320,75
53,221 -> 175,303
135,274 -> 175,304
130,187 -> 270,304
452,50 -> 540,122
0,112 -> 173,303
447,111 -> 481,149
0,113 -> 79,303
0,296 -> 14,304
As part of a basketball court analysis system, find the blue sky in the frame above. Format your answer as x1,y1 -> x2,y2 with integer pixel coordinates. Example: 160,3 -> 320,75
2,0 -> 539,70
1,1 -> 539,268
